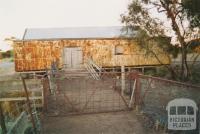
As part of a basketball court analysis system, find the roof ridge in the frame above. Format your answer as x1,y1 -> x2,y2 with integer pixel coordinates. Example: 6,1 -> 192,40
23,26 -> 136,40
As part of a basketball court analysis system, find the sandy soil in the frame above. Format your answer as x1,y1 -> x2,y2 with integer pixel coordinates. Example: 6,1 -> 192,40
42,111 -> 157,134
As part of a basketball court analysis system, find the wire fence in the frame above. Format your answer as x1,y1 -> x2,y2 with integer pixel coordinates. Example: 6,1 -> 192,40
132,73 -> 200,132
0,77 -> 43,134
2,71 -> 200,133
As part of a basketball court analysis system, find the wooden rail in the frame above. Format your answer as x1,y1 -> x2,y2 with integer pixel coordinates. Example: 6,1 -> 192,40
0,96 -> 42,102
138,74 -> 200,89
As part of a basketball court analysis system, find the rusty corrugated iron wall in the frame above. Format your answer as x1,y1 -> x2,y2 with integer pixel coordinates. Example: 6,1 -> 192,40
14,39 -> 170,72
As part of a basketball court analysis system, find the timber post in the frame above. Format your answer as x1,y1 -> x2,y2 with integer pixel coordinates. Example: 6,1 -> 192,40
22,77 -> 37,134
121,65 -> 125,96
131,71 -> 141,111
135,73 -> 141,111
0,103 -> 7,134
42,78 -> 49,112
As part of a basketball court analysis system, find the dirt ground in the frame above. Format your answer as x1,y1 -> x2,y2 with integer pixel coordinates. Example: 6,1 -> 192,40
42,111 -> 157,134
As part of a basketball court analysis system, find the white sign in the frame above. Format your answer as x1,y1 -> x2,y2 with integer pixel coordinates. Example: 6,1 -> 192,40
166,98 -> 198,130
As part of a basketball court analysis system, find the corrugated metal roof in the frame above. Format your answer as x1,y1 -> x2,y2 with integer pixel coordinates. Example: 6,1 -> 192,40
23,26 -> 136,40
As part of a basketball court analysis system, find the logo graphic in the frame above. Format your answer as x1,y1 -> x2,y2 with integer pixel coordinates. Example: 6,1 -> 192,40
166,98 -> 198,130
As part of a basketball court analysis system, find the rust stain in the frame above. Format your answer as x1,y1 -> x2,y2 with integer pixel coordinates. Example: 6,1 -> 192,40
14,39 -> 170,72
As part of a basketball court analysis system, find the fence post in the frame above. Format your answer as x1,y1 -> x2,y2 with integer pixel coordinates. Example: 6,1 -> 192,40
121,65 -> 125,96
135,75 -> 141,111
42,78 -> 49,112
131,72 -> 141,111
0,103 -> 7,134
22,77 -> 37,134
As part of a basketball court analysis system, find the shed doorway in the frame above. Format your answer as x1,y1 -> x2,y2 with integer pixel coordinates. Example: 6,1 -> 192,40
63,47 -> 83,68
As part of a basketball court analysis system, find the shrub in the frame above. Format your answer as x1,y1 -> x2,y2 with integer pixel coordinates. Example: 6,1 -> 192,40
1,50 -> 13,59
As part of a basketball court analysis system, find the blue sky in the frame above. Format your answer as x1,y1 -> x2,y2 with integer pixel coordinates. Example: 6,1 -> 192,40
0,0 -> 130,51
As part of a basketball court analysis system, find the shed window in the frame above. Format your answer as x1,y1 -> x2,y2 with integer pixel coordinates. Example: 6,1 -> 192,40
115,45 -> 124,55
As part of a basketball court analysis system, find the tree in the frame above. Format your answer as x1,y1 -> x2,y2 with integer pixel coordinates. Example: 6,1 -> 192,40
121,0 -> 200,81
182,0 -> 200,28
133,28 -> 179,79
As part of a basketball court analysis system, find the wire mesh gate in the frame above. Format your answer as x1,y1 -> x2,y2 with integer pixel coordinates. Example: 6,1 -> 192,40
43,72 -> 134,116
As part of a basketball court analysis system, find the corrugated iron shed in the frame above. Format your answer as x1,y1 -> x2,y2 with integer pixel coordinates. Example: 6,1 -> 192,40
14,26 -> 170,72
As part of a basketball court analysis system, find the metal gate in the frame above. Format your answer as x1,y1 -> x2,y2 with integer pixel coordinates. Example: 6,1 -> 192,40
43,72 -> 135,116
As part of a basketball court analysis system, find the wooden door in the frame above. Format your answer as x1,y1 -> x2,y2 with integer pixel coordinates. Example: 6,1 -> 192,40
63,47 -> 82,68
